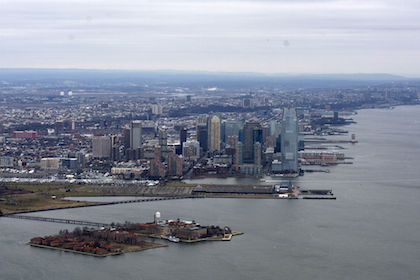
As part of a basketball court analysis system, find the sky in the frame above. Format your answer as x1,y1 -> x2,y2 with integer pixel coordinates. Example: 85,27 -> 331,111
1,0 -> 420,75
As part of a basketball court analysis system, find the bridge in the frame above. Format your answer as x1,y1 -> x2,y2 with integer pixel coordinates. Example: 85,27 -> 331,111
6,214 -> 111,227
2,196 -> 204,217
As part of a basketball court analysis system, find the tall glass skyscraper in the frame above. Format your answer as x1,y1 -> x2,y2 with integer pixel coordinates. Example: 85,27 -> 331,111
281,108 -> 299,173
242,121 -> 263,164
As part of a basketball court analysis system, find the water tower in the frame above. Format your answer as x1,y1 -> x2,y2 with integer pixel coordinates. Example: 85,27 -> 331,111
154,211 -> 161,224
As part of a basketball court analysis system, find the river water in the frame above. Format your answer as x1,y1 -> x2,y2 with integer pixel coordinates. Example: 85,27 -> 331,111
1,106 -> 420,280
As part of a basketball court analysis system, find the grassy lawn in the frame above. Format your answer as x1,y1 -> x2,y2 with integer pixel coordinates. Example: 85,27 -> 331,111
0,182 -> 109,214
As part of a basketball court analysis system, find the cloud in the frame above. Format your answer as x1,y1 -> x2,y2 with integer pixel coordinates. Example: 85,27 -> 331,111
1,0 -> 420,75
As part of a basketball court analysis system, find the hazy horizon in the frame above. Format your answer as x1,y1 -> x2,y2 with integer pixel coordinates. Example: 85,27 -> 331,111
2,0 -> 420,76
0,67 -> 416,79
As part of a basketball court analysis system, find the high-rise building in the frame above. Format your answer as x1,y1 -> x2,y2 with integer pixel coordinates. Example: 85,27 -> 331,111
196,115 -> 208,153
270,120 -> 281,138
197,125 -> 208,153
123,128 -> 130,148
242,98 -> 252,108
180,128 -> 187,149
182,140 -> 200,160
158,129 -> 168,147
227,135 -> 241,168
207,115 -> 221,151
130,121 -> 142,150
281,108 -> 299,173
242,121 -> 263,164
223,120 -> 243,143
149,158 -> 166,178
168,152 -> 183,177
151,104 -> 163,115
92,136 -> 112,159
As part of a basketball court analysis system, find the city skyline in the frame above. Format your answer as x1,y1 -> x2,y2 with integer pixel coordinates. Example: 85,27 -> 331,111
1,0 -> 420,76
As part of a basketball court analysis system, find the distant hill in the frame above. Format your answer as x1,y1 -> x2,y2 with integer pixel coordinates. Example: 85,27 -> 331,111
0,68 -> 413,90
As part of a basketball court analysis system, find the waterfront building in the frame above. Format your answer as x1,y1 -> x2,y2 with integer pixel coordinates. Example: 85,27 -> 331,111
149,158 -> 166,178
168,152 -> 183,176
280,108 -> 299,173
92,136 -> 112,159
207,115 -> 221,151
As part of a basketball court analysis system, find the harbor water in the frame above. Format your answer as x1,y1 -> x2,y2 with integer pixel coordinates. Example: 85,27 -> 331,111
1,105 -> 420,280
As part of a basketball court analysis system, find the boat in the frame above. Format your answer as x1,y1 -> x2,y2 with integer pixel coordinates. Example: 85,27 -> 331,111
167,236 -> 180,243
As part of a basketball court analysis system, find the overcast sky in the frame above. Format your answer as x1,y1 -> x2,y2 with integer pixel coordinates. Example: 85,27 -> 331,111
1,0 -> 420,75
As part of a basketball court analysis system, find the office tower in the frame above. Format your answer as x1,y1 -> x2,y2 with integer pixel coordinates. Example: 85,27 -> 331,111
196,115 -> 208,153
281,108 -> 299,173
180,127 -> 187,149
270,120 -> 281,138
227,135 -> 241,167
197,126 -> 208,153
207,115 -> 221,151
242,121 -> 263,164
223,120 -> 243,143
123,128 -> 130,148
92,136 -> 112,159
182,140 -> 200,160
129,121 -> 142,150
158,129 -> 168,147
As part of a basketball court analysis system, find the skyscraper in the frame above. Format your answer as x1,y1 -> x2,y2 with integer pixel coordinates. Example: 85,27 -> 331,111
158,128 -> 168,147
180,127 -> 187,149
92,136 -> 112,159
281,108 -> 299,173
223,120 -> 243,143
129,121 -> 142,150
207,115 -> 221,151
196,115 -> 208,153
242,121 -> 263,164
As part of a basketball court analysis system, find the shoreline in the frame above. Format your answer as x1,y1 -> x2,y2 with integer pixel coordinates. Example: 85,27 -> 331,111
28,242 -> 167,257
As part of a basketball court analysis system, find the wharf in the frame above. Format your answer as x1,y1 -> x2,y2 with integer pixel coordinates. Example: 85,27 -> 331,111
145,231 -> 244,243
301,195 -> 337,199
